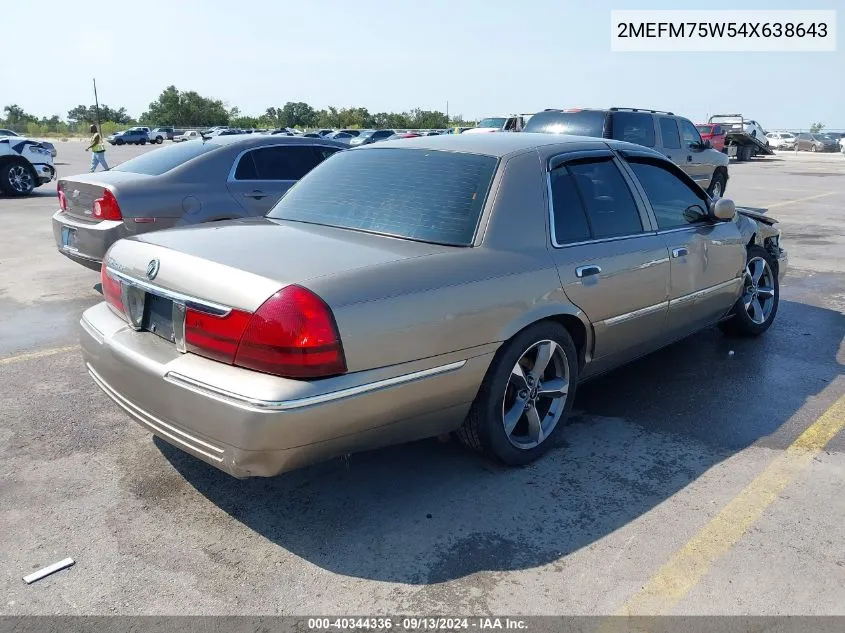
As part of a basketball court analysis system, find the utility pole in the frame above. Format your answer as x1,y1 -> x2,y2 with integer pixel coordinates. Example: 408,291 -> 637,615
446,101 -> 449,126
93,78 -> 102,136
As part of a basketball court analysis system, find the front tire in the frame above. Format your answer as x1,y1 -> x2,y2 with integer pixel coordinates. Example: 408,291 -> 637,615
708,171 -> 727,198
116,139 -> 124,146
140,139 -> 147,145
0,162 -> 36,196
458,321 -> 578,466
720,245 -> 779,336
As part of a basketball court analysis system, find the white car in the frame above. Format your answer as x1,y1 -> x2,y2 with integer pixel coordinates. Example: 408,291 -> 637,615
0,135 -> 56,195
173,130 -> 202,142
464,115 -> 528,134
766,131 -> 796,150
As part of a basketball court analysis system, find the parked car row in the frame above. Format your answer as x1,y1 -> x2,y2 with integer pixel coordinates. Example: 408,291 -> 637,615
67,132 -> 788,479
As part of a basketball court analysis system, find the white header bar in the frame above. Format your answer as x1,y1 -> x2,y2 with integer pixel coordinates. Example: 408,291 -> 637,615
611,10 -> 837,52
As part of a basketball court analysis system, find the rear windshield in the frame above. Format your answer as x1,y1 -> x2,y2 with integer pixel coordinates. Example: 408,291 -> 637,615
696,125 -> 713,133
267,148 -> 498,246
523,110 -> 606,137
112,141 -> 220,176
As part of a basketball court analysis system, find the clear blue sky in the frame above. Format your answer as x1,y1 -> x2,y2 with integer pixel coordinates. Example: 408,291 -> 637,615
6,0 -> 843,128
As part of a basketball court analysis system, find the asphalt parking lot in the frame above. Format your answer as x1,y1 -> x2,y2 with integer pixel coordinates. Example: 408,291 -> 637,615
1,142 -> 844,616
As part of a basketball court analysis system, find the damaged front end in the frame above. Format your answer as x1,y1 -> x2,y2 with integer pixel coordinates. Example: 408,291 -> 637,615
737,207 -> 788,282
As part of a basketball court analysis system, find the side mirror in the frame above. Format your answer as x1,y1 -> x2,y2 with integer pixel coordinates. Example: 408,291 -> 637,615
713,197 -> 736,221
702,138 -> 712,150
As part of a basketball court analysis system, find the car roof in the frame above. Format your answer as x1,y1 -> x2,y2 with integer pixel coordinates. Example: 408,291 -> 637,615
361,132 -> 653,159
197,134 -> 348,149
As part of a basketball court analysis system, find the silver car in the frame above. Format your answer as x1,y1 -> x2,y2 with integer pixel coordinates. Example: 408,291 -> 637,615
80,134 -> 788,478
53,135 -> 347,270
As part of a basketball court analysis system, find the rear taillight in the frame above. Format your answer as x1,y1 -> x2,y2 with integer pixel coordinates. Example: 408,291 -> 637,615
234,285 -> 346,378
57,182 -> 67,211
100,265 -> 126,317
185,308 -> 251,364
184,285 -> 346,379
93,189 -> 122,221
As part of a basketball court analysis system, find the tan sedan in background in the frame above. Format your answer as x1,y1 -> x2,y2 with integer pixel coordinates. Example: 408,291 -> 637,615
79,134 -> 788,478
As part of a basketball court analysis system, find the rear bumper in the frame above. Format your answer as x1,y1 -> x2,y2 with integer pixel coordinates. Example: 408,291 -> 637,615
52,210 -> 127,270
79,302 -> 491,478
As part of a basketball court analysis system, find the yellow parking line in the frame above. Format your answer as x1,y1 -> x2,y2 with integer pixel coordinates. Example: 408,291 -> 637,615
764,192 -> 836,209
0,345 -> 80,366
617,392 -> 845,616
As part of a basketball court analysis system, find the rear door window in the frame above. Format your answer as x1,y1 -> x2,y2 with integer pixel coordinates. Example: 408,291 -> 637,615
610,111 -> 655,147
241,145 -> 322,180
659,117 -> 682,149
550,157 -> 644,243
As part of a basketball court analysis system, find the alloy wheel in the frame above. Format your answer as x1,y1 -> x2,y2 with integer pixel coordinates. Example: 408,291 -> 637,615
8,165 -> 33,193
711,180 -> 723,198
502,340 -> 570,449
742,257 -> 776,325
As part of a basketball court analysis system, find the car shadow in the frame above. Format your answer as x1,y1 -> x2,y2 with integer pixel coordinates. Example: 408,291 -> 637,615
159,298 -> 844,585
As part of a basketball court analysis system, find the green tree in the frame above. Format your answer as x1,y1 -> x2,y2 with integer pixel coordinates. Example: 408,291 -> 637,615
3,104 -> 35,130
140,86 -> 229,127
68,104 -> 133,126
281,101 -> 317,128
408,109 -> 448,129
809,122 -> 825,133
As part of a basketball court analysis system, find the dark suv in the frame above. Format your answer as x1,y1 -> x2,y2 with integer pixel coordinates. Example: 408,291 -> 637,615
525,108 -> 731,198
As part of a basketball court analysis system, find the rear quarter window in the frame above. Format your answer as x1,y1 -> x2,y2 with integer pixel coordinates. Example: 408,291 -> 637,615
267,148 -> 498,246
112,141 -> 220,176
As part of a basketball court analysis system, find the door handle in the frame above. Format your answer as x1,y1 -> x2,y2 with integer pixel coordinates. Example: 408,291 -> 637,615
244,191 -> 267,199
575,265 -> 602,278
672,247 -> 689,258
686,155 -> 693,162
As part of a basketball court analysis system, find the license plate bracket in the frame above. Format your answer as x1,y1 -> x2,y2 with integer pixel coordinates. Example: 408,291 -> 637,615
61,227 -> 76,249
144,294 -> 176,343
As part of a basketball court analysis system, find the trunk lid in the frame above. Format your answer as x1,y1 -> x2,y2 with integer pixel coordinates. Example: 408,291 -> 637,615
107,218 -> 452,312
59,172 -> 151,222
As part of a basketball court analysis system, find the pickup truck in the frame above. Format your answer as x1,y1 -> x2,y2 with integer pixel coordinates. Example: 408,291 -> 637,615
150,127 -> 174,143
0,135 -> 56,195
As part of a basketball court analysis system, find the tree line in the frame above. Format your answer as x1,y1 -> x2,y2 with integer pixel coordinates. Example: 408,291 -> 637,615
1,85 -> 475,136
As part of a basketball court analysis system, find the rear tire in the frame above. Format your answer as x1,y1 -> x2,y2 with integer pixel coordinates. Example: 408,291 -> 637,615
140,139 -> 147,145
116,139 -> 124,146
720,245 -> 779,337
811,145 -> 817,152
458,321 -> 578,466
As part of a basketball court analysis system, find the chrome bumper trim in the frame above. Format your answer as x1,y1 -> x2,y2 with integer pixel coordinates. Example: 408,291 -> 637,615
87,363 -> 225,462
164,360 -> 468,413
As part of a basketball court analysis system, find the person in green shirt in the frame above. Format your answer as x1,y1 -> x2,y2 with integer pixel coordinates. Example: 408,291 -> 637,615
85,124 -> 110,172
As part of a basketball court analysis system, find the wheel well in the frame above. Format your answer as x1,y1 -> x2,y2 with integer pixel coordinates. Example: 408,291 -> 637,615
746,233 -> 757,249
714,165 -> 728,180
0,155 -> 33,171
544,314 -> 588,368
